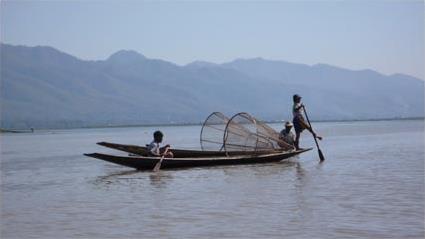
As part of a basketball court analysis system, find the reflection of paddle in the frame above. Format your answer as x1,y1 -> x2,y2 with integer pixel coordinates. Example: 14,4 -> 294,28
303,106 -> 325,162
153,147 -> 169,172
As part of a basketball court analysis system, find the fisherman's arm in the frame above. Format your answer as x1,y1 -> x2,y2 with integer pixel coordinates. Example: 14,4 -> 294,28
295,103 -> 304,111
159,145 -> 171,154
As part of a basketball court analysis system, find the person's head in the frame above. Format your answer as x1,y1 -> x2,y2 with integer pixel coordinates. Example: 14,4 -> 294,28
293,94 -> 302,103
153,130 -> 163,143
285,121 -> 293,132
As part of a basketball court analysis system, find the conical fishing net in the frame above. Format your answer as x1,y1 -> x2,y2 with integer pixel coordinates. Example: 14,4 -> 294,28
200,112 -> 295,154
223,112 -> 273,153
200,112 -> 230,151
255,118 -> 294,151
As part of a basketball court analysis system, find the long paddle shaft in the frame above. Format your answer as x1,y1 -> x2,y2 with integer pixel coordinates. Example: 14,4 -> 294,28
153,147 -> 169,172
302,106 -> 325,162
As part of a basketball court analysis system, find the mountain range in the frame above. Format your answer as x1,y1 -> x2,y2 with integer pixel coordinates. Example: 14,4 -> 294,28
1,43 -> 423,129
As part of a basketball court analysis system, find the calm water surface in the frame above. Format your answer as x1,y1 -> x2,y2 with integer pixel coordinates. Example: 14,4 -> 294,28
1,120 -> 424,238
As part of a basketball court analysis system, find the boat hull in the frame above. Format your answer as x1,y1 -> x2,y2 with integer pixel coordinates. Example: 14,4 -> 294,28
84,148 -> 311,170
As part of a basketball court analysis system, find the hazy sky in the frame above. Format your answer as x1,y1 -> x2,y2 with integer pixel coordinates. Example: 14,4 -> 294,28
1,1 -> 424,79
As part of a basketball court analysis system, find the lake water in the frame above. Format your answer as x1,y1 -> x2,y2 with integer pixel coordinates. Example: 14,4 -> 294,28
1,120 -> 424,238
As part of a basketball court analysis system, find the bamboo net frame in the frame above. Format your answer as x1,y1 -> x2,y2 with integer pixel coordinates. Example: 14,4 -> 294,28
200,112 -> 295,154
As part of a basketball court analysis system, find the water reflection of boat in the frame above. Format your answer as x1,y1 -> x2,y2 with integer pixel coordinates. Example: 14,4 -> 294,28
84,148 -> 311,170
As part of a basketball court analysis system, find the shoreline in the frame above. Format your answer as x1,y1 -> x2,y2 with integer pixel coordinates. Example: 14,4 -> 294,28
1,117 -> 423,132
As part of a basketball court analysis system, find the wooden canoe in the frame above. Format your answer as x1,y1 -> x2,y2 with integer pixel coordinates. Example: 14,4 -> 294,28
84,148 -> 312,170
0,128 -> 34,133
97,141 -> 283,157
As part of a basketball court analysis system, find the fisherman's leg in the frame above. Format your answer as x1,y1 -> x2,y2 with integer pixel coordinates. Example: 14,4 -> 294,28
295,132 -> 301,150
307,127 -> 322,140
301,120 -> 322,140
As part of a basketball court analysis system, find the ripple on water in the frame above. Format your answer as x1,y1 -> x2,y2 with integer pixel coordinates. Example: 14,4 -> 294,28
1,120 -> 424,238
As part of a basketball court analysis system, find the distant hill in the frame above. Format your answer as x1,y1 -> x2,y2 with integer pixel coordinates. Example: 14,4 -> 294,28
1,43 -> 423,129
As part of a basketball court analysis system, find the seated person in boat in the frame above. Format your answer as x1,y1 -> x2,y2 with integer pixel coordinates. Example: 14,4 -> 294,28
147,130 -> 174,158
279,121 -> 296,150
292,94 -> 322,150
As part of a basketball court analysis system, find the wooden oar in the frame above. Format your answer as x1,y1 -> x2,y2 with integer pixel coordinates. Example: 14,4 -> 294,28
153,147 -> 169,172
302,106 -> 325,162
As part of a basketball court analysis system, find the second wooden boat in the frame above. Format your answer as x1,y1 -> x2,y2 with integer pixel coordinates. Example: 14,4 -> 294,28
97,141 -> 280,157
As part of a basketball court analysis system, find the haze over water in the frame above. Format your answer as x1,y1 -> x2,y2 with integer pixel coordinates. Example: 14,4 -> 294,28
1,120 -> 424,238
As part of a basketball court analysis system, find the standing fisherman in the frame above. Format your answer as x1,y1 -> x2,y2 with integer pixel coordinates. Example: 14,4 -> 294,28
292,94 -> 322,150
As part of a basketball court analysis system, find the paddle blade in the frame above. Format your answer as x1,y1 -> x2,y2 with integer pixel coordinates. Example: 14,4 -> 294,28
153,159 -> 163,172
318,149 -> 325,162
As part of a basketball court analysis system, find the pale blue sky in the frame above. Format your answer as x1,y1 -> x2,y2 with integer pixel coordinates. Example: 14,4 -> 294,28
1,1 -> 424,79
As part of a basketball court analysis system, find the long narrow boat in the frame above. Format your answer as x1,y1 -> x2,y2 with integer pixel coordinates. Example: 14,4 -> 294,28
97,141 -> 278,157
84,148 -> 311,170
0,128 -> 34,133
